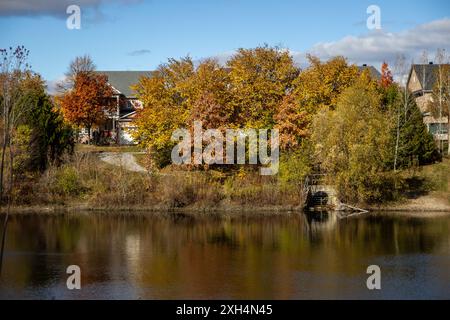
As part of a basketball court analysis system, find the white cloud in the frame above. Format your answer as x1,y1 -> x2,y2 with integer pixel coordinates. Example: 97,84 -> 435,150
46,75 -> 66,95
306,18 -> 450,72
205,18 -> 450,75
45,18 -> 450,91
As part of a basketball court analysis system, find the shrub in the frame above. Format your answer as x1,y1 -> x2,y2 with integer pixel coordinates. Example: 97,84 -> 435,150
224,171 -> 303,206
278,141 -> 312,186
55,166 -> 84,196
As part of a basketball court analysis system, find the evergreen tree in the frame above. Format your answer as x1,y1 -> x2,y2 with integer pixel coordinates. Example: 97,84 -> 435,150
384,84 -> 439,169
18,79 -> 74,171
397,99 -> 440,168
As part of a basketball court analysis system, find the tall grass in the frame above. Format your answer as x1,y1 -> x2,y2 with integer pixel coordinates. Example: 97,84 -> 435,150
13,152 -> 306,209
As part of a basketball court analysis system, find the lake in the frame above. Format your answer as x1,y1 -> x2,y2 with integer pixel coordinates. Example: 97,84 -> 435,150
0,211 -> 449,299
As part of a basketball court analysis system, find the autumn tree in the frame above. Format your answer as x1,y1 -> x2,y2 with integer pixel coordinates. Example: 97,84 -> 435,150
132,57 -> 195,166
190,92 -> 233,130
0,46 -> 31,202
188,59 -> 233,129
57,54 -> 96,93
227,45 -> 299,128
0,47 -> 74,273
58,72 -> 114,143
311,76 -> 397,203
274,94 -> 309,151
380,62 -> 393,88
292,55 -> 360,115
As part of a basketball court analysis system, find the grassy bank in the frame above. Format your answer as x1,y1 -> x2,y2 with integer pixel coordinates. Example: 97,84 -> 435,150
367,157 -> 450,212
415,157 -> 450,201
11,151 -> 306,211
5,145 -> 450,214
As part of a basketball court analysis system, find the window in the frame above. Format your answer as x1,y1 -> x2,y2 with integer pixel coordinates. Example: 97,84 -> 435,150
429,123 -> 448,135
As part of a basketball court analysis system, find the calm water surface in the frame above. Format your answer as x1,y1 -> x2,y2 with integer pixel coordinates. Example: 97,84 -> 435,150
0,211 -> 449,299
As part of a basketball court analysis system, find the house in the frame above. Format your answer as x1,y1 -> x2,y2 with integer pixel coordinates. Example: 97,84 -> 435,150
94,71 -> 152,145
407,63 -> 449,145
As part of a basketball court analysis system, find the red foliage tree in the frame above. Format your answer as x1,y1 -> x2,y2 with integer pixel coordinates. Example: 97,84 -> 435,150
58,72 -> 115,143
380,62 -> 394,88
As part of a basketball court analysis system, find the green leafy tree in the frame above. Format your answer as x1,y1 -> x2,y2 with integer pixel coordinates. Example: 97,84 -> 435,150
278,140 -> 313,185
311,77 -> 397,204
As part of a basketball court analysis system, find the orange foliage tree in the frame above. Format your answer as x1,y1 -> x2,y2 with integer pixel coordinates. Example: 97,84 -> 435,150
274,94 -> 309,151
58,72 -> 115,143
380,62 -> 393,88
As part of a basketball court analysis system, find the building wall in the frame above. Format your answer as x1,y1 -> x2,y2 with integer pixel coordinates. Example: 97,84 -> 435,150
413,92 -> 449,142
118,122 -> 137,145
408,69 -> 422,93
415,93 -> 432,113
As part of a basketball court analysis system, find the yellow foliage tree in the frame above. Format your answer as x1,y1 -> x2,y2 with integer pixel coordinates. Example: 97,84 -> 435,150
293,55 -> 359,114
227,45 -> 299,128
132,57 -> 194,164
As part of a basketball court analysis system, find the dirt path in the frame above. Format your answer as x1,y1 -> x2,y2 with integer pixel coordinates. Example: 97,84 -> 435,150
98,152 -> 146,172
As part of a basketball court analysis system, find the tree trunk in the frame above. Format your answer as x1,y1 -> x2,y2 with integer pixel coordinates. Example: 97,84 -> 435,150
0,129 -> 8,204
394,109 -> 400,171
8,135 -> 13,197
87,126 -> 91,145
448,119 -> 450,156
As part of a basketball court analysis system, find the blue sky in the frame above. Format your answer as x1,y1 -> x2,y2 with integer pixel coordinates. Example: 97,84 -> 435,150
1,0 -> 449,89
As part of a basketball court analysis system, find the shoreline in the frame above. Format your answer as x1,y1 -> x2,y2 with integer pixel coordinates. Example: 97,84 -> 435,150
366,194 -> 450,214
2,199 -> 450,217
0,204 -> 305,215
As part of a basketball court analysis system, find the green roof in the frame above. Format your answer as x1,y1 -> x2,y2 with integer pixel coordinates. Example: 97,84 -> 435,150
96,71 -> 153,97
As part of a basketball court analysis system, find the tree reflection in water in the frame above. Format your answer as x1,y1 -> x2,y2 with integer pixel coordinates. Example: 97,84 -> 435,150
0,211 -> 449,299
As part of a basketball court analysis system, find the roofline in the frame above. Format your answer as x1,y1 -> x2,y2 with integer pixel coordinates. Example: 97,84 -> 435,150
95,71 -> 152,98
407,66 -> 414,89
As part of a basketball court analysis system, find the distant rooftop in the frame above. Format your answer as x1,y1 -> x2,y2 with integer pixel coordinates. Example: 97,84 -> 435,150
357,65 -> 381,80
96,71 -> 153,97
